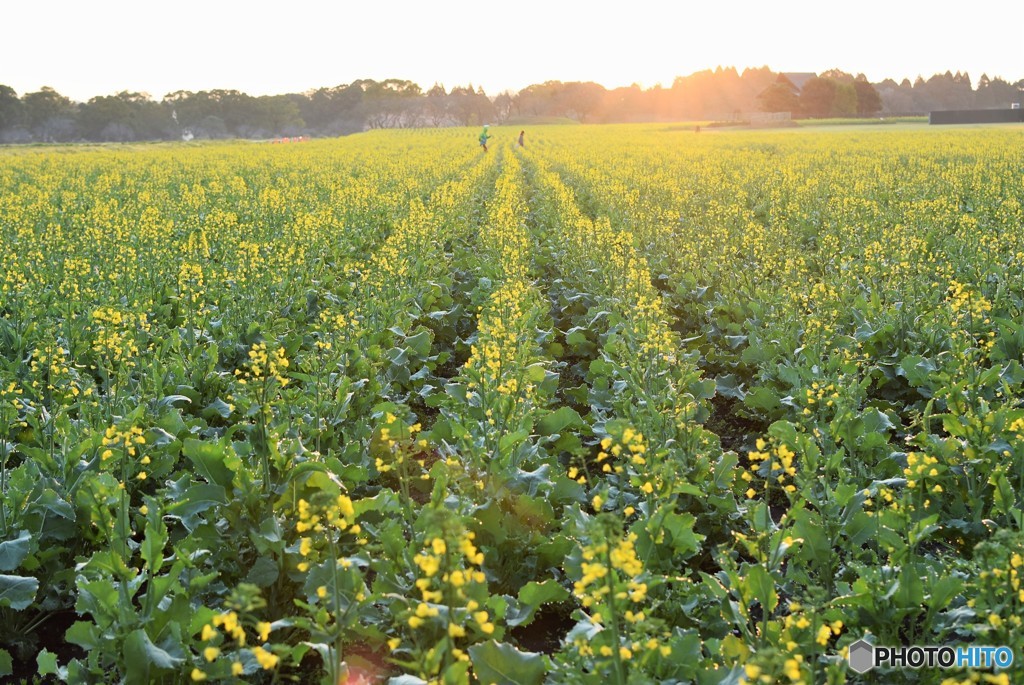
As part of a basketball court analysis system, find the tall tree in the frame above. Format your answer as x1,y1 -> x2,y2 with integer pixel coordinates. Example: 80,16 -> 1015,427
560,82 -> 605,122
853,78 -> 882,116
492,91 -> 514,124
831,82 -> 858,116
424,83 -> 450,126
78,91 -> 175,141
22,87 -> 76,141
0,85 -> 24,131
799,77 -> 837,118
448,84 -> 494,126
976,75 -> 1018,108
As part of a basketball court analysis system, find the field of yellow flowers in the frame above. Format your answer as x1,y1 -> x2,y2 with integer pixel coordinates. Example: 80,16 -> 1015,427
1,123 -> 1023,684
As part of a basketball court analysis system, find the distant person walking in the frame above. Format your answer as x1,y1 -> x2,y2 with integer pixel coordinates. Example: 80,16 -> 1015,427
479,125 -> 492,152
518,130 -> 525,147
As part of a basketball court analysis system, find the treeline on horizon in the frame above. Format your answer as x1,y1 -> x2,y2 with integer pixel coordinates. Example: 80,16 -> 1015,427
1,66 -> 1022,143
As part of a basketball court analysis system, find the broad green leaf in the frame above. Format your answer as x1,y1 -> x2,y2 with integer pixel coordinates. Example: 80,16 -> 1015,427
689,378 -> 717,400
525,364 -> 547,383
744,386 -> 781,412
715,374 -> 746,400
164,483 -> 227,529
0,530 -> 32,572
720,633 -> 750,660
0,574 -> 38,610
509,580 -> 570,627
743,564 -> 777,616
202,398 -> 233,420
565,327 -> 590,346
141,517 -> 168,574
36,649 -> 58,676
537,407 -> 584,436
992,473 -> 1015,516
724,334 -> 748,349
498,430 -> 530,455
442,660 -> 470,685
155,394 -> 191,409
899,355 -> 935,387
66,621 -> 99,650
929,576 -> 962,613
245,556 -> 280,587
660,511 -> 704,558
123,629 -> 184,685
35,489 -> 75,520
861,408 -> 894,433
405,329 -> 433,357
468,641 -> 546,685
182,439 -> 234,487
941,414 -> 967,438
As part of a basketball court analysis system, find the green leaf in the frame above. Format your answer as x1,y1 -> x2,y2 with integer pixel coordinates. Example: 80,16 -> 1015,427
0,648 -> 12,677
182,439 -> 234,487
66,621 -> 99,651
164,483 -> 227,530
550,474 -> 585,505
36,648 -> 58,676
724,334 -> 748,349
518,580 -> 569,607
0,530 -> 32,572
843,511 -> 876,546
744,386 -> 781,413
386,346 -> 408,366
565,327 -> 590,346
941,414 -> 967,438
405,329 -> 433,357
720,634 -> 750,660
202,398 -> 233,420
146,427 -> 178,447
537,407 -> 584,436
468,641 -> 546,685
0,574 -> 39,610
123,629 -> 184,685
442,660 -> 470,685
992,473 -> 1016,516
525,364 -> 547,383
245,556 -> 280,587
498,430 -> 530,455
743,564 -> 777,616
861,408 -> 894,433
588,358 -> 613,377
510,466 -> 552,498
141,518 -> 168,574
509,581 -> 569,627
790,508 -> 830,566
36,489 -> 76,520
715,374 -> 746,400
659,511 -> 704,558
899,355 -> 936,387
929,576 -> 962,613
689,378 -> 717,400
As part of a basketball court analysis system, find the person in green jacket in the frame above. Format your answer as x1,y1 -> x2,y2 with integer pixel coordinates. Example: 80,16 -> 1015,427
479,124 -> 492,152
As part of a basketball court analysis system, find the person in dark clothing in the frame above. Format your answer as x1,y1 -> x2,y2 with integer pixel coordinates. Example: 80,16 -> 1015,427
518,130 -> 525,147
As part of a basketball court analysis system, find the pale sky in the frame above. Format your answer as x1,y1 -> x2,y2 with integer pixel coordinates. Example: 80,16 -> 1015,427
2,0 -> 1021,101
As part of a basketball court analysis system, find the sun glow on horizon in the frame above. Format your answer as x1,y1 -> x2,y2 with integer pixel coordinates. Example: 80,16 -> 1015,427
1,0 -> 1021,101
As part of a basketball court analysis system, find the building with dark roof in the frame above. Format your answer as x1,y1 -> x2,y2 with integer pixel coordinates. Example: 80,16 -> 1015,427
779,73 -> 817,93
